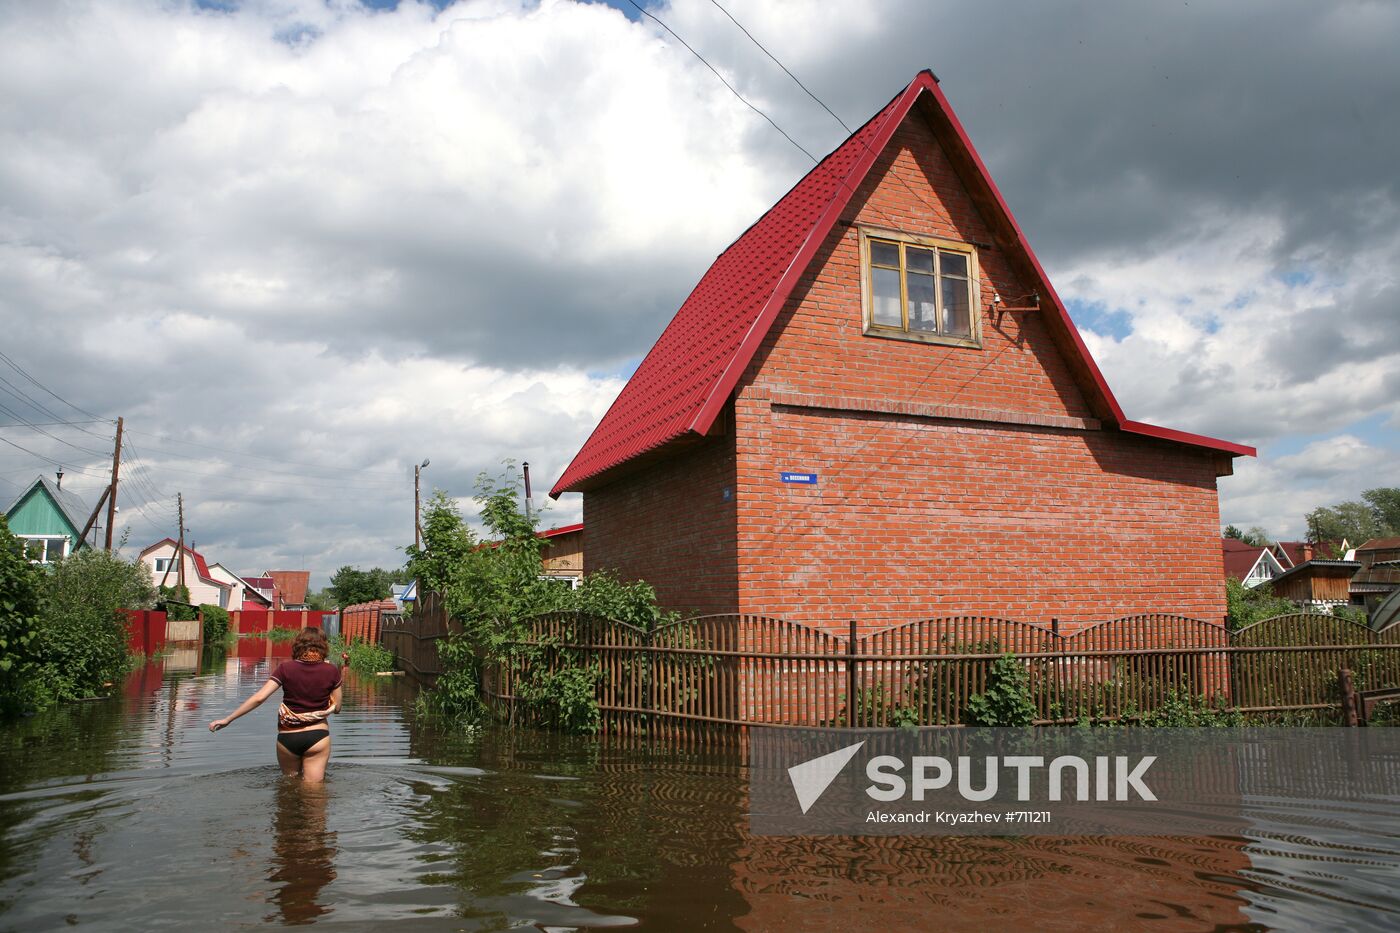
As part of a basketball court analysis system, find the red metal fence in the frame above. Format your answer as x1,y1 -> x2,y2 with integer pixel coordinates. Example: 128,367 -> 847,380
382,602 -> 1400,734
122,609 -> 167,657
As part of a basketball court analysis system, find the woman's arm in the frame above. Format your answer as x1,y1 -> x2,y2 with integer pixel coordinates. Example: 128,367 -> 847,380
208,679 -> 280,732
328,685 -> 343,715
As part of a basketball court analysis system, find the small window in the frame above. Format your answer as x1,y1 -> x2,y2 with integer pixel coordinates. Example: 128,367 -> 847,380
155,558 -> 171,573
861,228 -> 980,347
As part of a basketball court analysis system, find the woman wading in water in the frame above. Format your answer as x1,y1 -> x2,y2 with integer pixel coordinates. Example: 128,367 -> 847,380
208,627 -> 344,781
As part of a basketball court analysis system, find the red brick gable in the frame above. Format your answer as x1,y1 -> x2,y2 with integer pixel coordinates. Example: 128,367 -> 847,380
553,71 -> 1252,497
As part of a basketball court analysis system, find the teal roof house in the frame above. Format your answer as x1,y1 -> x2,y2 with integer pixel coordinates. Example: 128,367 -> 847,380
3,475 -> 96,564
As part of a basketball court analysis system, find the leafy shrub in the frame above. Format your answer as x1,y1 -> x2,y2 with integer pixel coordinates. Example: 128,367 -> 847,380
1331,603 -> 1369,626
199,604 -> 230,645
35,548 -> 155,705
0,515 -> 45,716
1139,690 -> 1243,727
244,626 -> 299,642
964,655 -> 1038,726
1225,578 -> 1297,630
406,469 -> 675,731
158,584 -> 198,621
344,639 -> 395,675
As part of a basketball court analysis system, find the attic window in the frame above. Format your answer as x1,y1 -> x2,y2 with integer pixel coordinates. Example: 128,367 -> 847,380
860,228 -> 980,348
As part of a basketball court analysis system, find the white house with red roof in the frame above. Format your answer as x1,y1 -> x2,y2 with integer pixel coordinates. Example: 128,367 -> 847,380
139,538 -> 233,607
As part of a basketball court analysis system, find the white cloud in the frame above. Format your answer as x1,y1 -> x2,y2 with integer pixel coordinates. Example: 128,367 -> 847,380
1,0 -> 1397,579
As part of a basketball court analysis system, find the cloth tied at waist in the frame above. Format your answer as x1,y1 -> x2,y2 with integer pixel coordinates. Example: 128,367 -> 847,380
277,703 -> 333,729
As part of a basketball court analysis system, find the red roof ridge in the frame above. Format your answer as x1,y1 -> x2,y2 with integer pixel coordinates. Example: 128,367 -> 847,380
552,71 -> 1253,497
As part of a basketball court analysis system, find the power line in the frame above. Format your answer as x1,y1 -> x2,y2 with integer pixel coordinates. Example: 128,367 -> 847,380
0,350 -> 105,421
705,0 -> 852,134
622,0 -> 818,163
124,428 -> 408,479
0,435 -> 107,475
0,405 -> 113,457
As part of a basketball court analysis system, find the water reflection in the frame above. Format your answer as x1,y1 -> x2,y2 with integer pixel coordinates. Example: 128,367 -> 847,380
0,658 -> 1397,930
268,780 -> 337,925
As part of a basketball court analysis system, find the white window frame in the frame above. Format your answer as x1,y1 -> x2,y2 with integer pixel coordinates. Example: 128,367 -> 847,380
19,534 -> 71,565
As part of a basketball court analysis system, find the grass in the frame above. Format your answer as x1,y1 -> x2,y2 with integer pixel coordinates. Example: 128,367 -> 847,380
241,627 -> 299,643
329,634 -> 397,675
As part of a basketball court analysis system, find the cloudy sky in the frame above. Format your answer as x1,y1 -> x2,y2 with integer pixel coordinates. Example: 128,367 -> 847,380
1,0 -> 1396,586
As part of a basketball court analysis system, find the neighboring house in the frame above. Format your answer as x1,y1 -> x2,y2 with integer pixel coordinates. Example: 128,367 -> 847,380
1350,538 -> 1400,614
3,475 -> 95,564
1268,559 -> 1360,611
265,570 -> 310,610
139,538 -> 233,607
391,580 -> 417,612
551,72 -> 1253,631
240,575 -> 279,610
1269,539 -> 1350,569
540,523 -> 583,589
207,562 -> 272,612
1223,538 -> 1286,589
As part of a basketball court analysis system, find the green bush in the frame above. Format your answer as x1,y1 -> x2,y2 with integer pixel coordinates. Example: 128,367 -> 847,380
199,604 -> 230,645
964,655 -> 1038,726
35,547 -> 155,706
1139,690 -> 1243,727
0,515 -> 46,716
1226,577 -> 1298,630
344,638 -> 395,675
158,584 -> 198,621
243,626 -> 299,643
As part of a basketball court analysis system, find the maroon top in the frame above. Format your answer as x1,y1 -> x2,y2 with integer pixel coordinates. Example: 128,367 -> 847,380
270,659 -> 342,713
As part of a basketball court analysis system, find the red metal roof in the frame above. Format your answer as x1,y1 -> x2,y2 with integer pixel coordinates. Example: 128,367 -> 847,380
1222,538 -> 1269,580
539,523 -> 583,539
265,570 -> 310,606
551,71 -> 1253,497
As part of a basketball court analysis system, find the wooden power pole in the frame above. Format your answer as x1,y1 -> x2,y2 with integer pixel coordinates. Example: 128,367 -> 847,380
161,492 -> 185,591
175,492 -> 185,590
104,416 -> 123,551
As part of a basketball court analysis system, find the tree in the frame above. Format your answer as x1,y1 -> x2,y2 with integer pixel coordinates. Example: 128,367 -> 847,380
328,566 -> 393,607
0,514 -> 45,716
305,589 -> 336,612
1362,488 -> 1400,536
1223,524 -> 1270,546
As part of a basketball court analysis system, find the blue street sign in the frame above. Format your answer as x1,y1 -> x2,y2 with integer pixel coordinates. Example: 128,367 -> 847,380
780,472 -> 818,485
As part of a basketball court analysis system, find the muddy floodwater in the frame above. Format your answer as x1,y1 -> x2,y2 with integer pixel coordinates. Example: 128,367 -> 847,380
2,650 -> 1399,931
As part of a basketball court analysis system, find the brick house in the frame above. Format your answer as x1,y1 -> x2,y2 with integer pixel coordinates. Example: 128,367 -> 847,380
551,71 -> 1253,632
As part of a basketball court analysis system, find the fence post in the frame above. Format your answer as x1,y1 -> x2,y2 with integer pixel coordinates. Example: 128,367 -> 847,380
643,625 -> 653,716
1340,668 -> 1360,726
847,620 -> 858,728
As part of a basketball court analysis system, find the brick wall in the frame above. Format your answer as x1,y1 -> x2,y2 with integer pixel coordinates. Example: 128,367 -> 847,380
583,430 -> 739,616
582,99 -> 1230,632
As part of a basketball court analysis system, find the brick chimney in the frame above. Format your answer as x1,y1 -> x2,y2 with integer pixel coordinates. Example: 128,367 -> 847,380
1302,542 -> 1314,562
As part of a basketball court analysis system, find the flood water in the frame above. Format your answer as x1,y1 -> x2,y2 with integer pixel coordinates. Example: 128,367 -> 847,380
2,651 -> 1399,931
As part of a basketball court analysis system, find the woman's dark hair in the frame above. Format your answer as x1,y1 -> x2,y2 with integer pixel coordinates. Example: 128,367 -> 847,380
292,627 -> 330,661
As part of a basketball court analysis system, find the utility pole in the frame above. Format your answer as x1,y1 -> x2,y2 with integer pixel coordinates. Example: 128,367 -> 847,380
161,492 -> 185,591
175,492 -> 185,591
104,416 -> 123,551
414,459 -> 430,549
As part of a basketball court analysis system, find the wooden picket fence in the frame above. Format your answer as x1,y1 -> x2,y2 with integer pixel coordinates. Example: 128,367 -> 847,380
380,599 -> 1400,734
